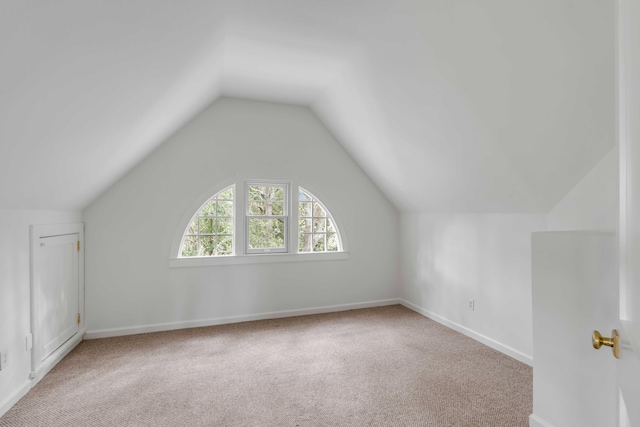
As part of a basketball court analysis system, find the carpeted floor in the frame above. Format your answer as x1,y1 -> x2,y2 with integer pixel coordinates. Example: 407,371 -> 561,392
0,305 -> 532,426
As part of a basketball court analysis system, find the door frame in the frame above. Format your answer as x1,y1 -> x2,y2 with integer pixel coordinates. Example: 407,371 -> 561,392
29,222 -> 85,385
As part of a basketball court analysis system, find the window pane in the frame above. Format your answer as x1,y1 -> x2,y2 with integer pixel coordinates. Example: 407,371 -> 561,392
216,201 -> 233,216
181,236 -> 198,257
313,217 -> 326,232
299,191 -> 311,202
217,218 -> 233,234
199,218 -> 215,234
269,186 -> 285,201
249,186 -> 264,201
269,201 -> 284,215
299,219 -> 312,234
180,185 -> 234,258
218,188 -> 233,200
327,233 -> 338,251
299,233 -> 313,252
199,200 -> 216,216
249,201 -> 265,215
299,201 -> 312,217
199,236 -> 216,256
313,234 -> 326,252
217,235 -> 232,255
297,187 -> 342,254
248,218 -> 285,249
313,202 -> 325,217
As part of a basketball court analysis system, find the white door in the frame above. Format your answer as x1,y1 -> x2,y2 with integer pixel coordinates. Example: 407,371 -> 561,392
617,0 -> 640,424
33,233 -> 79,365
530,2 -> 640,425
531,232 -> 618,427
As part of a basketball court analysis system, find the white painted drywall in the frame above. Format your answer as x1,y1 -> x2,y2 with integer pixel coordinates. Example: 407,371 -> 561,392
400,213 -> 547,363
0,209 -> 81,417
547,146 -> 618,232
82,98 -> 398,335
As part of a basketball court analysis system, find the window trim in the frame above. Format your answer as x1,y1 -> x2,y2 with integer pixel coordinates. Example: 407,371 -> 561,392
169,176 -> 349,268
298,187 -> 343,253
245,181 -> 289,254
168,251 -> 348,268
179,185 -> 235,257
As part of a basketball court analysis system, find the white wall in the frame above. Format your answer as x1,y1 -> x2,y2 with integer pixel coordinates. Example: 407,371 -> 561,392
0,209 -> 81,416
82,98 -> 399,336
547,146 -> 618,232
399,146 -> 618,366
400,214 -> 547,364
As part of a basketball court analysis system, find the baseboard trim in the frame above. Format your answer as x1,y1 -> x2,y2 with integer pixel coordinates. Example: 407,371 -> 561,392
84,298 -> 402,339
30,331 -> 84,385
400,299 -> 533,366
529,414 -> 555,427
0,380 -> 30,418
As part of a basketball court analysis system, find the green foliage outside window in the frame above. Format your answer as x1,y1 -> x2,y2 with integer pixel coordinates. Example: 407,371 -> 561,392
181,186 -> 234,257
179,184 -> 341,257
298,189 -> 338,252
247,185 -> 287,251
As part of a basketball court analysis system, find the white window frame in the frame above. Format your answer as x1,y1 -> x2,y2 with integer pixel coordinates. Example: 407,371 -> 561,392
297,187 -> 343,253
179,185 -> 235,257
169,178 -> 348,267
244,181 -> 289,254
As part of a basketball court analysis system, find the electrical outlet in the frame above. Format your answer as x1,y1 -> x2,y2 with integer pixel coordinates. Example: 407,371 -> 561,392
468,299 -> 475,311
0,349 -> 7,371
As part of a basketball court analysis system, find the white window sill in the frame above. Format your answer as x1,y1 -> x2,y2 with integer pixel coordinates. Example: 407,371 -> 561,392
168,252 -> 349,268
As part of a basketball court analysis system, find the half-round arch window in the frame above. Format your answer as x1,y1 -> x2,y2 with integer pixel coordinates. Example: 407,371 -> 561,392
180,186 -> 234,257
178,182 -> 343,258
298,187 -> 341,252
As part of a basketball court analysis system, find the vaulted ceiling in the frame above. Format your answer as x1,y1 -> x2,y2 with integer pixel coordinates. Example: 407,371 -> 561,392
0,0 -> 614,212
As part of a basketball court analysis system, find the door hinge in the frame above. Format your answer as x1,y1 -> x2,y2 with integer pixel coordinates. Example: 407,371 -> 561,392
77,314 -> 81,324
77,241 -> 80,251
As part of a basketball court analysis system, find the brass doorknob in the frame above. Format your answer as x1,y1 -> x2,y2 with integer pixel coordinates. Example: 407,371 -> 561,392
592,329 -> 620,359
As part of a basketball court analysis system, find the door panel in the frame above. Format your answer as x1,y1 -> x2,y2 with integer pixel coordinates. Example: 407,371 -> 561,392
34,233 -> 79,364
531,232 -> 617,427
618,0 -> 640,424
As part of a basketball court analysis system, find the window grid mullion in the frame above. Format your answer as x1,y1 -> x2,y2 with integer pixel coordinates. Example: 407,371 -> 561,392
197,214 -> 201,255
181,183 -> 341,258
245,183 -> 289,253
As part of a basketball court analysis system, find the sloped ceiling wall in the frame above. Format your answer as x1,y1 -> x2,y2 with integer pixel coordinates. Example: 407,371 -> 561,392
0,0 -> 614,212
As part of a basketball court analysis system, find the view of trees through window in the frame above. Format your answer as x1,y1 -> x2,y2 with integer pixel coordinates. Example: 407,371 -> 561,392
247,184 -> 287,252
298,189 -> 339,252
180,186 -> 234,257
179,183 -> 341,257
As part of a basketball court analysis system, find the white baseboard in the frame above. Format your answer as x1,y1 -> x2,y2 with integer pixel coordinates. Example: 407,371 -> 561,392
1,331 -> 84,418
529,414 -> 555,427
400,298 -> 533,366
0,380 -> 30,419
84,298 -> 402,339
30,331 -> 84,385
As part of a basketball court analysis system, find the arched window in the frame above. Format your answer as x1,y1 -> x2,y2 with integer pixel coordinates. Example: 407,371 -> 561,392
180,186 -> 234,257
298,188 -> 341,252
177,182 -> 342,259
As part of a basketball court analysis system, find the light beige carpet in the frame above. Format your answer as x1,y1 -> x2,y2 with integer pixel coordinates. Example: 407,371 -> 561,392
0,305 -> 532,426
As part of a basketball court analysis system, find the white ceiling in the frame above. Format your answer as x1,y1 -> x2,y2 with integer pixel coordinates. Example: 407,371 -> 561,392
0,0 -> 615,212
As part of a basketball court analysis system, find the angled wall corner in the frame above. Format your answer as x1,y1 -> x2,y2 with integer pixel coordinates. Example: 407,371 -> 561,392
82,98 -> 399,335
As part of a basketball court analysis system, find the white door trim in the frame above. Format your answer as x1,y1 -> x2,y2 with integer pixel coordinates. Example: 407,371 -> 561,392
29,222 -> 85,385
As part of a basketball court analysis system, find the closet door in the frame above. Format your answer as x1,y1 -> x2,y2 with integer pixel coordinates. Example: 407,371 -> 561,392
32,233 -> 79,366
